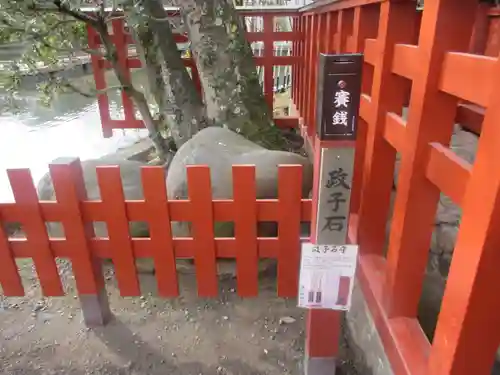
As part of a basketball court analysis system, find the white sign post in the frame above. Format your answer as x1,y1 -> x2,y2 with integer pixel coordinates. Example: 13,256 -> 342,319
298,244 -> 358,311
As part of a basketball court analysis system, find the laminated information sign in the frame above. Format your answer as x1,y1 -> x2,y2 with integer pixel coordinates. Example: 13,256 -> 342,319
298,243 -> 358,311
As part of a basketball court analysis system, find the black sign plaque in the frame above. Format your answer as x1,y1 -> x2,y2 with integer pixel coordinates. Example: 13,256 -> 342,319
315,53 -> 363,141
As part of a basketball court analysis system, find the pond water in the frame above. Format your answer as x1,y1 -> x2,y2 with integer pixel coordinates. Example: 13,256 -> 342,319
0,70 -> 150,202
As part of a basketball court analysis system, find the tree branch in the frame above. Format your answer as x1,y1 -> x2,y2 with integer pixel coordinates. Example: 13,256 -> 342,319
50,0 -> 99,27
38,38 -> 106,58
0,17 -> 106,59
55,78 -> 123,98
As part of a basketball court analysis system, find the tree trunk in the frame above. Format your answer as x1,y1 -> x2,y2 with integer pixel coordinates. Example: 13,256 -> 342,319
132,89 -> 172,159
175,0 -> 290,151
140,0 -> 212,148
131,20 -> 177,153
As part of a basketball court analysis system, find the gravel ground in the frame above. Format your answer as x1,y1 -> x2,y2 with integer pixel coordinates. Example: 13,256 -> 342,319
0,259 -> 359,375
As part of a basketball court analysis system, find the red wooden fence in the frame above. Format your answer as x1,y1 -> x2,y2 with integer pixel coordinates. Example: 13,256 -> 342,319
295,1 -> 500,374
2,2 -> 500,374
0,158 -> 311,298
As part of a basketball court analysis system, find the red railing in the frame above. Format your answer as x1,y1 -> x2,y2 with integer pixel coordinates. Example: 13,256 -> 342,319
0,158 -> 311,298
295,1 -> 500,374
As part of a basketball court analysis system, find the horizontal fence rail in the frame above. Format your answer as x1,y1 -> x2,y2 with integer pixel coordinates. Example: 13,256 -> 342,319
0,158 -> 311,299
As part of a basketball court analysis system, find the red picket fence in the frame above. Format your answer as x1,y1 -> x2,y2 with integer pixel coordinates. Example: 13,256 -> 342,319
295,1 -> 500,374
0,158 -> 311,298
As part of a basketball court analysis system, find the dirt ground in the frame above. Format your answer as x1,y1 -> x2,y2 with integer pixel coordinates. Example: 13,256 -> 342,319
0,259 -> 358,375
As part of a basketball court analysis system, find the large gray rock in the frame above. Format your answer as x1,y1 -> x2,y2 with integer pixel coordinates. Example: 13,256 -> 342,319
38,158 -> 147,203
38,159 -> 148,233
166,127 -> 313,277
39,128 -> 313,276
166,127 -> 314,238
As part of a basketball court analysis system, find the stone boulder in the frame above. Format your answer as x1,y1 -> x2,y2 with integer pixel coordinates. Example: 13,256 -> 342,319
166,127 -> 314,238
38,128 -> 313,275
166,127 -> 313,276
38,158 -> 149,238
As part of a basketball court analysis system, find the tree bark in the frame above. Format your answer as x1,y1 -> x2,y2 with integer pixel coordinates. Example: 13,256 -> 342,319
175,0 -> 290,151
131,20 -> 177,152
140,0 -> 212,148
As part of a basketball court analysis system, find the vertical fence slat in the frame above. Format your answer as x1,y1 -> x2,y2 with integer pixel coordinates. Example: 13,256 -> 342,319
469,2 -> 490,54
49,158 -> 105,295
327,12 -> 338,52
233,166 -> 259,297
349,6 -> 366,215
87,25 -> 111,137
0,221 -> 24,296
384,0 -> 478,318
96,166 -> 140,296
141,167 -> 179,297
277,165 -> 302,297
303,15 -> 310,130
296,16 -> 302,105
187,166 -> 218,297
357,2 -> 417,257
335,11 -> 344,53
263,14 -> 275,110
350,5 -> 378,215
8,169 -> 63,296
306,15 -> 316,136
113,19 -> 135,122
300,16 -> 312,119
323,12 -> 332,53
309,13 -> 322,131
292,17 -> 298,103
50,158 -> 111,326
298,15 -> 306,114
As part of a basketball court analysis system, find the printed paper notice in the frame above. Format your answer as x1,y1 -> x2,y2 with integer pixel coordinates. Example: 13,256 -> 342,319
298,243 -> 358,311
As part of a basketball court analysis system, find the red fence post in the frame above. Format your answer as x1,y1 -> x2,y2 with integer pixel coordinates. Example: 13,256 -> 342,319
232,165 -> 259,296
187,166 -> 218,297
383,0 -> 478,318
87,24 -> 112,138
348,5 -> 378,215
0,217 -> 24,297
49,157 -> 112,326
427,54 -> 500,375
307,14 -> 321,132
356,2 -> 418,257
96,166 -> 141,296
263,14 -> 275,111
305,53 -> 362,375
8,169 -> 64,297
141,166 -> 179,297
277,165 -> 303,297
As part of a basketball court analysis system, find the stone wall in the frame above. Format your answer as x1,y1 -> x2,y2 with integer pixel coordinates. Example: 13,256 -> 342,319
345,282 -> 393,375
